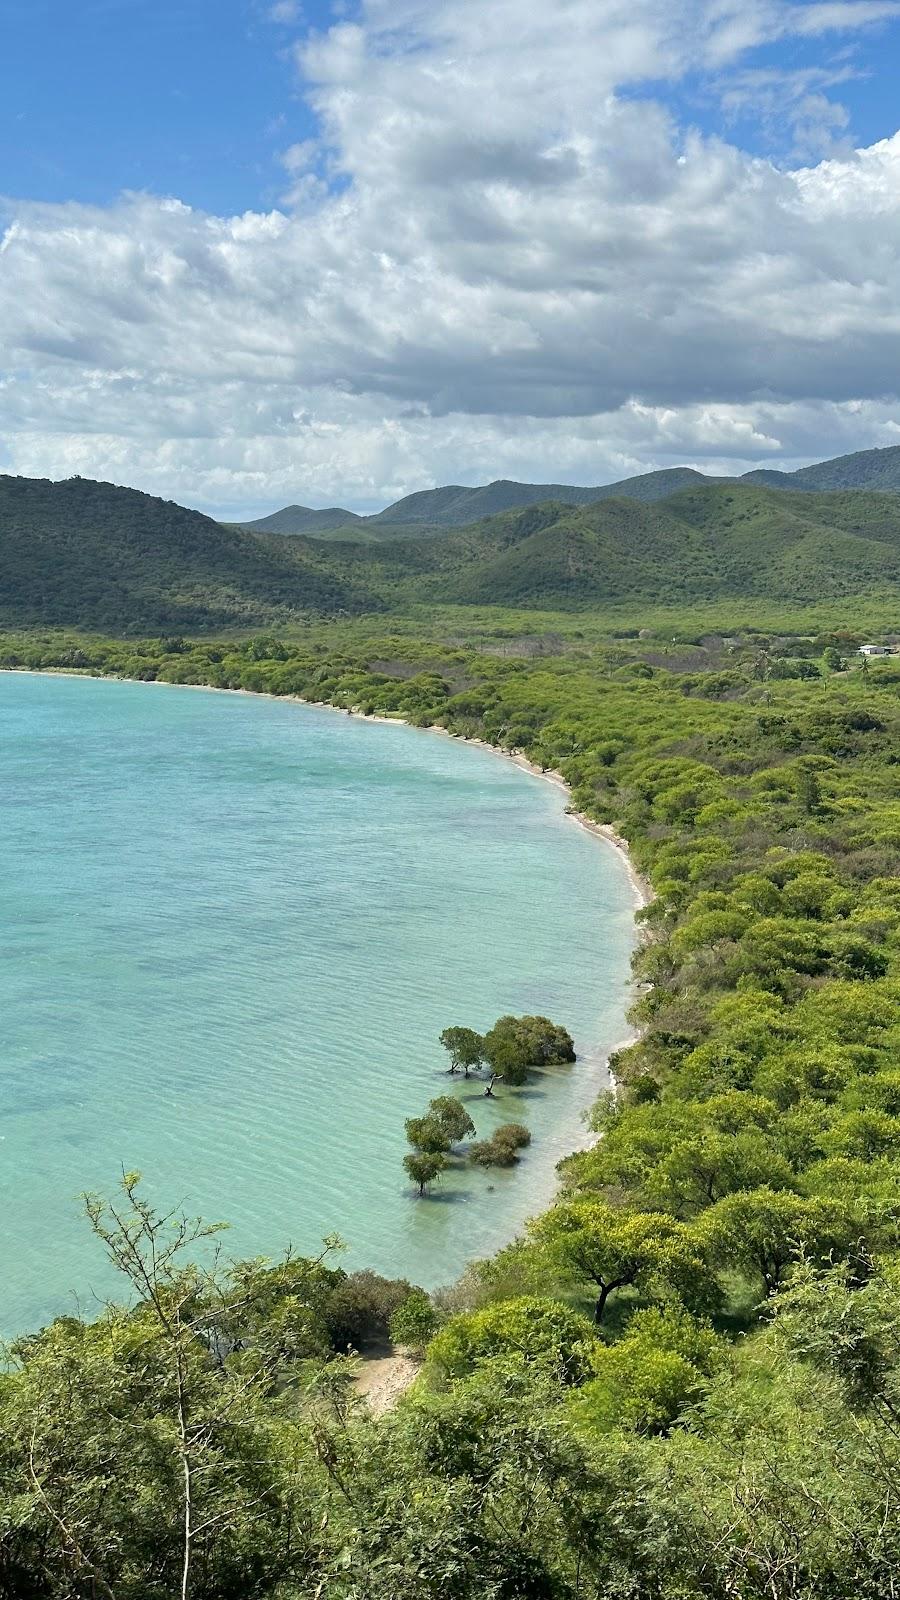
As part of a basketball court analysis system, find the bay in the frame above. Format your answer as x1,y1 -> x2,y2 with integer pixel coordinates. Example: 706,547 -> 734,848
0,672 -> 637,1334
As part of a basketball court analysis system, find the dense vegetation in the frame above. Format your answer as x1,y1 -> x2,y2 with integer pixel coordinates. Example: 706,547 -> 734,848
0,475 -> 378,632
2,611 -> 900,1596
344,483 -> 900,609
7,470 -> 900,630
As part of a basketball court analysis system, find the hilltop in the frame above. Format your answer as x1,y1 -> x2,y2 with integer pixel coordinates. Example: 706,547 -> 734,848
236,468 -> 708,538
237,446 -> 900,539
239,504 -> 368,537
745,444 -> 900,493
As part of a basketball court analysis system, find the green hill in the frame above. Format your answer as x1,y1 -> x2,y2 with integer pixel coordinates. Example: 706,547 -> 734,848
5,473 -> 900,630
314,482 -> 900,610
238,504 -> 365,537
0,475 -> 380,631
244,468 -> 710,540
367,470 -> 706,526
244,449 -> 900,542
744,445 -> 900,493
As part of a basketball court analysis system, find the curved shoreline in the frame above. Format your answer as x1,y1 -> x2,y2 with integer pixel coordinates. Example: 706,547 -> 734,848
1,666 -> 648,1228
3,667 -> 651,912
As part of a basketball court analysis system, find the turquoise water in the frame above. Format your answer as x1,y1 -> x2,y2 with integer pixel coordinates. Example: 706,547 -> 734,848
0,673 -> 637,1334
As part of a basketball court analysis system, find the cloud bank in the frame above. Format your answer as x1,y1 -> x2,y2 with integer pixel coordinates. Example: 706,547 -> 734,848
2,0 -> 900,513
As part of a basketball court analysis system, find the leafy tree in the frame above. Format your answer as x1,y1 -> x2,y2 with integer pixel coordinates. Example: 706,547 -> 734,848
470,1123 -> 532,1167
532,1200 -> 715,1324
574,1304 -> 724,1435
796,764 -> 823,814
426,1296 -> 595,1383
325,1269 -> 418,1350
439,1026 -> 485,1077
404,1151 -> 447,1196
389,1289 -> 437,1351
482,1014 -> 575,1094
0,1174 -> 341,1600
405,1114 -> 451,1154
427,1096 -> 476,1145
704,1187 -> 852,1296
405,1097 -> 475,1160
644,1130 -> 795,1218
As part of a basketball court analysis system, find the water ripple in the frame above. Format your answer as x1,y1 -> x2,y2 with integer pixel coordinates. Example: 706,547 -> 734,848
0,674 -> 637,1333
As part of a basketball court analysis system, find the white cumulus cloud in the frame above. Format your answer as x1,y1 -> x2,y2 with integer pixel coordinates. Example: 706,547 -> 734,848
2,0 -> 900,514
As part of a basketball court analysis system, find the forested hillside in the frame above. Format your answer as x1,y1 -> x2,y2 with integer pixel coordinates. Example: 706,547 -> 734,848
0,474 -> 379,630
6,473 -> 900,629
2,621 -> 900,1597
323,482 -> 900,608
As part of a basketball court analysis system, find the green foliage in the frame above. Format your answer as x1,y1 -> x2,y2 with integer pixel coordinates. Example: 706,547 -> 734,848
0,474 -> 378,630
403,1150 -> 447,1195
405,1096 -> 475,1155
9,469 -> 900,631
427,1096 -> 477,1145
389,1288 -> 438,1351
574,1305 -> 724,1435
703,1188 -> 854,1297
404,1114 -> 452,1154
5,584 -> 900,1593
324,1269 -> 419,1351
469,1123 -> 532,1167
482,1014 -> 575,1088
425,1296 -> 596,1384
439,1025 -> 485,1075
531,1199 -> 717,1323
0,1175 -> 344,1598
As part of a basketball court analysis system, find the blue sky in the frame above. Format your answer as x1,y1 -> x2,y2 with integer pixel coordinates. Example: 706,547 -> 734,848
1,0 -> 325,213
3,0 -> 900,213
3,0 -> 900,515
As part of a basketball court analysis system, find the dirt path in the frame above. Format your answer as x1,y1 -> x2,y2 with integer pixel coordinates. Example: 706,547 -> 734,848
353,1346 -> 420,1417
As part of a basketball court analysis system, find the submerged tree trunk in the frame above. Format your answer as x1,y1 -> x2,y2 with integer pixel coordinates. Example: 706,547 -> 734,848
484,1074 -> 497,1097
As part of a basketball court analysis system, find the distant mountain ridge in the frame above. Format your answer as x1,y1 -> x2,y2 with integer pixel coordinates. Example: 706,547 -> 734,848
237,468 -> 709,537
243,504 -> 366,536
238,447 -> 900,538
5,468 -> 900,630
743,446 -> 900,493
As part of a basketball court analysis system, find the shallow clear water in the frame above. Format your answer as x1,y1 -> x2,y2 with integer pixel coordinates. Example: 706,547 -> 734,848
0,672 -> 637,1334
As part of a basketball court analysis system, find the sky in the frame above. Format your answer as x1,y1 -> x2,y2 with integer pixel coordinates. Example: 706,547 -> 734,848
2,0 -> 900,516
